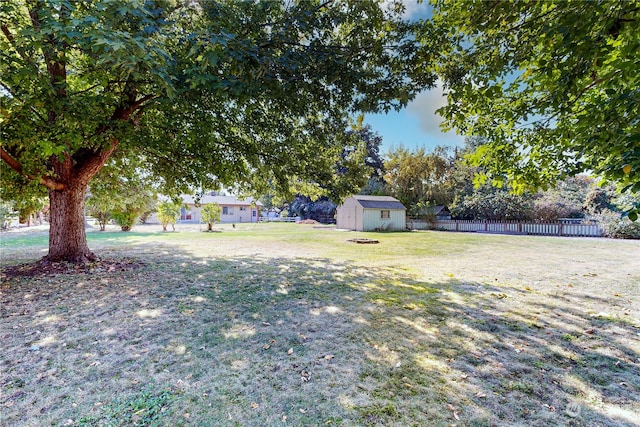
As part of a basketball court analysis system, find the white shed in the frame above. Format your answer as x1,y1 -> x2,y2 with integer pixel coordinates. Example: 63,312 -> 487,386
336,196 -> 406,231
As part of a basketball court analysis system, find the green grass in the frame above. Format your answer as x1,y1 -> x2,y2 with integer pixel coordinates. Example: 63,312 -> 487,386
1,223 -> 639,426
75,385 -> 178,427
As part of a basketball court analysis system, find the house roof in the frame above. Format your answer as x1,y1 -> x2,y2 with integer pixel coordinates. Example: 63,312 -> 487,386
182,194 -> 263,207
352,195 -> 406,210
434,205 -> 451,215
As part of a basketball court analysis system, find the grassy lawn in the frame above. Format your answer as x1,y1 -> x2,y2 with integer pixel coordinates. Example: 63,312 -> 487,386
1,223 -> 639,426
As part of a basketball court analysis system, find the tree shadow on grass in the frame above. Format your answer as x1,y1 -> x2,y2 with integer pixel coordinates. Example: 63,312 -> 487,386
363,278 -> 639,426
1,245 -> 638,427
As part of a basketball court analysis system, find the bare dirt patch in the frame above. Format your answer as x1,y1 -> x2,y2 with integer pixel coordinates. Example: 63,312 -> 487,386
1,258 -> 144,280
297,219 -> 320,224
347,238 -> 379,244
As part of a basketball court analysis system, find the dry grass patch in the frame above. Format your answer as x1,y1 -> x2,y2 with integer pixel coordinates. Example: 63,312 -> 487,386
1,225 -> 639,426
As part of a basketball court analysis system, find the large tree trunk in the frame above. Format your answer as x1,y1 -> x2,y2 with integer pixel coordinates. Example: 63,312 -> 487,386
46,183 -> 96,263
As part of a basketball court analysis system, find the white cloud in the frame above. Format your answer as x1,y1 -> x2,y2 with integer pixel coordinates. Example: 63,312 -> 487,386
406,81 -> 464,145
402,1 -> 430,19
383,0 -> 430,19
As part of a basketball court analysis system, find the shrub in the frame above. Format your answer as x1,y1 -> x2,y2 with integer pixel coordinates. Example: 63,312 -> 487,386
13,196 -> 45,225
452,191 -> 534,220
92,210 -> 112,231
0,201 -> 15,229
157,201 -> 181,231
584,186 -> 615,214
111,207 -> 140,232
201,203 -> 221,231
596,210 -> 640,239
139,197 -> 158,224
533,193 -> 584,221
409,201 -> 438,228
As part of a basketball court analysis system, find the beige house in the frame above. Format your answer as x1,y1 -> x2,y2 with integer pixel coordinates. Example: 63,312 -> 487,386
149,194 -> 262,224
179,194 -> 262,224
336,195 -> 406,231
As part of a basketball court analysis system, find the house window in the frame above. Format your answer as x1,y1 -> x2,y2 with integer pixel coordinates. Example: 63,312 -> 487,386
223,206 -> 233,215
180,207 -> 192,220
252,210 -> 257,217
381,210 -> 390,219
240,206 -> 246,211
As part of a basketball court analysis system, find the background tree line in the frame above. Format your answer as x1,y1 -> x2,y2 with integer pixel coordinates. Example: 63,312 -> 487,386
271,130 -> 640,239
3,121 -> 637,238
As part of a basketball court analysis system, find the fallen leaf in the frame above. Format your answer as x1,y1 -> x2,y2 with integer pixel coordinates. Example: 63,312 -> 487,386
460,374 -> 469,380
299,408 -> 307,413
323,354 -> 334,361
475,392 -> 487,398
453,411 -> 460,420
263,344 -> 270,350
287,348 -> 294,355
251,402 -> 259,409
447,404 -> 456,411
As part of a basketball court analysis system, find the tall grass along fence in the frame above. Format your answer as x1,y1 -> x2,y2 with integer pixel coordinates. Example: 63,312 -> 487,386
407,219 -> 602,237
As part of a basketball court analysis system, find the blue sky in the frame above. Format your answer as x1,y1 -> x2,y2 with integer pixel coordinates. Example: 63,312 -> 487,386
363,1 -> 465,155
364,84 -> 465,154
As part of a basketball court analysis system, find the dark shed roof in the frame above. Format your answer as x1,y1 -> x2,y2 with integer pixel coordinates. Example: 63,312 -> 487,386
434,205 -> 451,215
353,196 -> 406,210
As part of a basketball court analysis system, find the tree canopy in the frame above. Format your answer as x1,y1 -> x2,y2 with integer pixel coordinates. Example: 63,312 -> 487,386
0,0 -> 435,261
428,0 -> 640,217
384,145 -> 453,210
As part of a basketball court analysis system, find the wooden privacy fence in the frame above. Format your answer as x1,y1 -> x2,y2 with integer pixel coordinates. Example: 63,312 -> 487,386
407,219 -> 602,237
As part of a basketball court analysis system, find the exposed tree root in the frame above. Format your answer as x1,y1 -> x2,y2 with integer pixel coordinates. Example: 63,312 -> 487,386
43,250 -> 98,264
